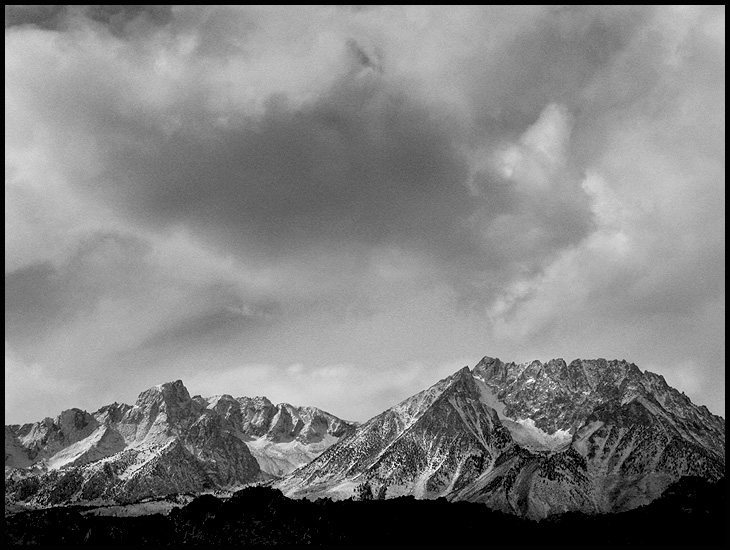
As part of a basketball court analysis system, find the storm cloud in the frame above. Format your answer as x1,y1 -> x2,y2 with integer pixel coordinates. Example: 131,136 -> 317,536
5,6 -> 725,423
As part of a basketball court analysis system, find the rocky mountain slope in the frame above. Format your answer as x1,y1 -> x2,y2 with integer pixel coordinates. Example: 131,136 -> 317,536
278,357 -> 725,519
276,367 -> 513,500
194,394 -> 355,476
5,381 -> 354,505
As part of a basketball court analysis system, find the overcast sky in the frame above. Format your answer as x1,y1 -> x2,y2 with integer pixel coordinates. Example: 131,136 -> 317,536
5,5 -> 725,424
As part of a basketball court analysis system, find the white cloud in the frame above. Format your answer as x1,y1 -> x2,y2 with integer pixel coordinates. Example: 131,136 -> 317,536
5,344 -> 82,423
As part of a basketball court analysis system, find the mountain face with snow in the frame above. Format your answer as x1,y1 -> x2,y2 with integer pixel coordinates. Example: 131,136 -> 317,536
193,394 -> 355,477
276,367 -> 513,500
5,381 -> 354,506
5,358 -> 724,518
278,357 -> 725,519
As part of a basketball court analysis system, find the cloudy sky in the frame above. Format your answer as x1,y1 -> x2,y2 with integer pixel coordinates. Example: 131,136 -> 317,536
5,5 -> 725,424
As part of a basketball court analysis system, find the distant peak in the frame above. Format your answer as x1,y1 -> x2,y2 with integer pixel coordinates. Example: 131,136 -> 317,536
136,379 -> 191,408
237,395 -> 274,409
442,366 -> 478,390
207,393 -> 236,402
155,379 -> 187,391
643,370 -> 668,385
445,366 -> 474,385
472,356 -> 507,382
57,407 -> 87,418
476,356 -> 500,367
203,394 -> 240,411
56,408 -> 95,431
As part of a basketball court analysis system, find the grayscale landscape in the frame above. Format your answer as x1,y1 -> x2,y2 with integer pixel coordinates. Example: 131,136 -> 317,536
5,5 -> 725,547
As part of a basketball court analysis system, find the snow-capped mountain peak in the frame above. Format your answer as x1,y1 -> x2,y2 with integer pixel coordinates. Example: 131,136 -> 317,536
278,356 -> 724,518
5,380 -> 354,505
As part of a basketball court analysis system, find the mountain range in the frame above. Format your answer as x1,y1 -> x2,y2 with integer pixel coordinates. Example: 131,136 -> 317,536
278,357 -> 724,518
5,357 -> 725,519
5,380 -> 355,505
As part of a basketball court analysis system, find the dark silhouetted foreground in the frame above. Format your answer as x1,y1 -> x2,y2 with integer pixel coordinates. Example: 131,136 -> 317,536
4,476 -> 726,547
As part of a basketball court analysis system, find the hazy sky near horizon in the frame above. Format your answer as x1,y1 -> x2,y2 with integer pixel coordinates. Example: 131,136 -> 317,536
5,5 -> 725,424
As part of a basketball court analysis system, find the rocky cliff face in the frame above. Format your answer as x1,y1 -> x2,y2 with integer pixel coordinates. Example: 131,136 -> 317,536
194,394 -> 356,476
5,380 -> 354,505
472,357 -> 724,457
278,357 -> 725,519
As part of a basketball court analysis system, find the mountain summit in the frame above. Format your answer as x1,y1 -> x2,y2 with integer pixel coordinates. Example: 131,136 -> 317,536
278,357 -> 724,518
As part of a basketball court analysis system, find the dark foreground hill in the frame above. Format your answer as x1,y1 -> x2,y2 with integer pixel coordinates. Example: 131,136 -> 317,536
4,476 -> 726,547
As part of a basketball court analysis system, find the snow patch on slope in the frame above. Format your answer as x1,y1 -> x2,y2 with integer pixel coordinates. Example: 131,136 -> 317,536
473,378 -> 507,417
245,434 -> 339,477
473,376 -> 571,451
45,426 -> 125,470
501,418 -> 572,452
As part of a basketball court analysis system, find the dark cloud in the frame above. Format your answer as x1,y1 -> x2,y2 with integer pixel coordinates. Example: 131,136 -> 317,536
6,233 -> 151,346
4,230 -> 277,367
5,5 -> 66,30
100,85 -> 472,255
6,9 -> 598,292
5,5 -> 173,34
